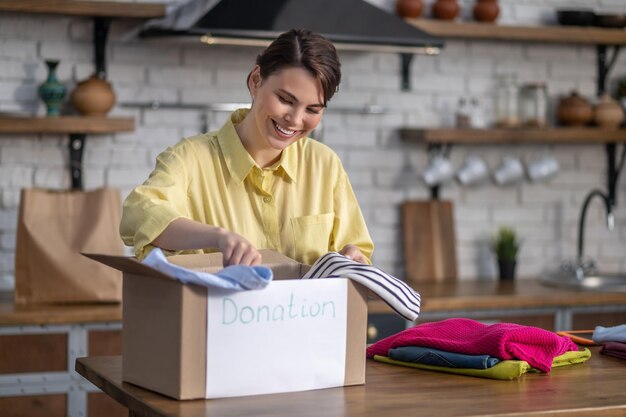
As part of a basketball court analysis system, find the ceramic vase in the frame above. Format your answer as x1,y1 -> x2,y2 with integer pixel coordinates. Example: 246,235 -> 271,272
395,0 -> 423,18
38,60 -> 66,117
593,93 -> 625,128
557,91 -> 593,126
70,74 -> 116,117
473,0 -> 500,23
432,0 -> 460,20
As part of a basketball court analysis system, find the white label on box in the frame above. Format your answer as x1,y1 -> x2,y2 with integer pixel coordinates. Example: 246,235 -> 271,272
206,279 -> 348,398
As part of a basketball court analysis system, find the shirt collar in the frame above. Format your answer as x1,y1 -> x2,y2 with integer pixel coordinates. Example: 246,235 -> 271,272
269,141 -> 297,183
217,109 -> 256,185
217,108 -> 297,184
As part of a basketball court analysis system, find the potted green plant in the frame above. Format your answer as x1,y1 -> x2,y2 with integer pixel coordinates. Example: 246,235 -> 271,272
492,226 -> 521,280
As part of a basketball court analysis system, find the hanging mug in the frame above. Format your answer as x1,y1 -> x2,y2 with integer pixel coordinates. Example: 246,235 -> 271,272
493,156 -> 524,185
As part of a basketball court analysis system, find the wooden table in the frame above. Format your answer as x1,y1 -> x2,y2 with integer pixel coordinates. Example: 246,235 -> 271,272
76,350 -> 626,417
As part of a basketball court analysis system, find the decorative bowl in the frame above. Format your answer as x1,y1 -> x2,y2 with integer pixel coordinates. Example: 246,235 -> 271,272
594,14 -> 626,29
556,9 -> 596,26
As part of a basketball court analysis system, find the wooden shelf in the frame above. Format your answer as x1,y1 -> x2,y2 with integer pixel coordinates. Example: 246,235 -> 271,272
399,127 -> 626,144
0,0 -> 165,18
0,116 -> 135,134
407,19 -> 626,45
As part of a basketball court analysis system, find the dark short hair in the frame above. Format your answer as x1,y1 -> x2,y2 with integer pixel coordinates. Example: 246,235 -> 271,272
249,29 -> 341,106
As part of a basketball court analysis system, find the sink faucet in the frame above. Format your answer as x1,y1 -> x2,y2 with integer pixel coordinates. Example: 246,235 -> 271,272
576,189 -> 614,279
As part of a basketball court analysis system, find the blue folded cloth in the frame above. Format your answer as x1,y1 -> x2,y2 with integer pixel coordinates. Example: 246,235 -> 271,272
593,324 -> 626,344
142,248 -> 273,290
389,346 -> 501,369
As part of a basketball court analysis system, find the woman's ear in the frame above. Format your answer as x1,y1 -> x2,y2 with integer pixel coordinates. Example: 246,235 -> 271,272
248,65 -> 261,97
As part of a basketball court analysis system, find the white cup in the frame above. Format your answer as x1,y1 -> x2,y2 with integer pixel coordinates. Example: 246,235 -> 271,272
422,155 -> 454,186
456,155 -> 489,185
526,155 -> 560,182
493,156 -> 524,185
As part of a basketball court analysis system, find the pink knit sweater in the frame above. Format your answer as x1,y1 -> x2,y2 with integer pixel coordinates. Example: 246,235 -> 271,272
367,318 -> 578,372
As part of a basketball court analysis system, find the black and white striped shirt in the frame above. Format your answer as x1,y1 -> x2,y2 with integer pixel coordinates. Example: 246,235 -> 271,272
302,252 -> 421,321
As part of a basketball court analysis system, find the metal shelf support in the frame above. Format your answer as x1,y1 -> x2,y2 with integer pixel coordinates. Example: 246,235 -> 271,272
94,17 -> 112,79
64,18 -> 110,189
400,53 -> 414,91
596,45 -> 622,97
596,44 -> 624,212
69,134 -> 85,190
426,143 -> 451,200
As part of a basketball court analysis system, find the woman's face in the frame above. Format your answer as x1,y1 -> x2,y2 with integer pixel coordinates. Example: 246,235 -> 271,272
248,65 -> 325,153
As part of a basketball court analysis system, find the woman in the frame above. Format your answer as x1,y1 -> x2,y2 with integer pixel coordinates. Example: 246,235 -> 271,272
120,29 -> 373,266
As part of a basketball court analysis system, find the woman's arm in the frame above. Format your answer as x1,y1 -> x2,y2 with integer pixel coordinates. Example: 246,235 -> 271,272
330,168 -> 374,264
152,218 -> 262,266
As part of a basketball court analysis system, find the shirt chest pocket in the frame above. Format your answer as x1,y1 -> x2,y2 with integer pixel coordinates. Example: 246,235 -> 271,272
290,213 -> 334,264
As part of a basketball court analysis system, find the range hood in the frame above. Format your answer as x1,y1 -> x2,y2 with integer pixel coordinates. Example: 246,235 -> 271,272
140,0 -> 444,55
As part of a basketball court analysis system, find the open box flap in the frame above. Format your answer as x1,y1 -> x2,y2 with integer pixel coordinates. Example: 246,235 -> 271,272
168,249 -> 310,279
83,253 -> 176,282
84,249 -> 311,283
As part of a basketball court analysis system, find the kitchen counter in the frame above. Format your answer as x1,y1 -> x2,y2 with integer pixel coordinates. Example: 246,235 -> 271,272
368,279 -> 626,331
0,292 -> 124,417
76,348 -> 626,417
369,278 -> 626,311
0,291 -> 122,325
2,280 -> 625,415
2,278 -> 626,327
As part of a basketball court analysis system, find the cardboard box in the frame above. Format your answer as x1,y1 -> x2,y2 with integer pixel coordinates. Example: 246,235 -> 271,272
87,250 -> 368,399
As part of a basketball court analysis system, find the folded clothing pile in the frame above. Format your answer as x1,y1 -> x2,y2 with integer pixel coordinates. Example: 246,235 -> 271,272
594,324 -> 626,360
368,318 -> 589,379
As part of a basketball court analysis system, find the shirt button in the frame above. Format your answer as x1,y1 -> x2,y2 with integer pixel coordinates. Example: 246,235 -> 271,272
263,197 -> 272,203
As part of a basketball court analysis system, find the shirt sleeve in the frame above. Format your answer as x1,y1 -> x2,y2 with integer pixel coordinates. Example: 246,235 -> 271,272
330,164 -> 374,264
119,143 -> 190,260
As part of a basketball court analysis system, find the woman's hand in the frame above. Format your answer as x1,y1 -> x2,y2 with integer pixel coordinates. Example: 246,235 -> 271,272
217,230 -> 262,266
339,244 -> 368,264
152,218 -> 262,266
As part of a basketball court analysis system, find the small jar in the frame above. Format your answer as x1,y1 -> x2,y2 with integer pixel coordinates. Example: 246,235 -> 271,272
456,96 -> 471,128
494,74 -> 519,127
519,83 -> 548,127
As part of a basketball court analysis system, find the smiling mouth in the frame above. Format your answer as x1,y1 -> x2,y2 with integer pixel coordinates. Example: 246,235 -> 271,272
272,120 -> 297,137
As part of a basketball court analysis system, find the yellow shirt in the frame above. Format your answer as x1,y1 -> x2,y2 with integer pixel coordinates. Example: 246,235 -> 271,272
120,109 -> 374,265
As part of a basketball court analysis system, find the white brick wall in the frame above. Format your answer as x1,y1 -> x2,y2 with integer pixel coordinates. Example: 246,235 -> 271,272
0,0 -> 625,289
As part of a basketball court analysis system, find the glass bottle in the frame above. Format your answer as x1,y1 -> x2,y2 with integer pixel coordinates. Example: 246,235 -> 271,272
469,96 -> 487,128
519,82 -> 548,127
494,74 -> 519,127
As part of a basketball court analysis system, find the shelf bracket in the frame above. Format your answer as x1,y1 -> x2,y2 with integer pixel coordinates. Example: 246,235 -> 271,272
596,45 -> 621,97
69,134 -> 85,190
430,184 -> 440,200
65,17 -> 110,191
605,142 -> 626,210
94,17 -> 112,79
426,143 -> 452,200
400,53 -> 414,91
607,143 -> 616,208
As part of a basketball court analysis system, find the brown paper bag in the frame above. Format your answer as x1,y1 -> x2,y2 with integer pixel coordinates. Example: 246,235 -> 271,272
14,187 -> 124,304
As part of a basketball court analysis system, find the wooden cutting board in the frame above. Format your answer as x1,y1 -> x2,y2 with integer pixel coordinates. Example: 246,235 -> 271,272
402,200 -> 457,285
